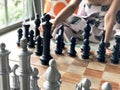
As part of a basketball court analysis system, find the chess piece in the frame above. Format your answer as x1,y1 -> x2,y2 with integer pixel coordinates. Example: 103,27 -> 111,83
76,83 -> 82,90
0,43 -> 11,90
110,35 -> 120,64
81,39 -> 90,59
40,14 -> 53,65
101,82 -> 112,90
41,13 -> 47,22
81,21 -> 91,59
58,24 -> 65,49
97,30 -> 106,62
30,67 -> 41,90
10,64 -> 20,90
55,35 -> 63,54
34,14 -> 41,38
81,78 -> 91,90
16,38 -> 32,90
16,28 -> 23,46
23,24 -> 30,42
28,30 -> 35,48
68,36 -> 77,57
35,35 -> 43,56
43,59 -> 61,90
115,35 -> 120,58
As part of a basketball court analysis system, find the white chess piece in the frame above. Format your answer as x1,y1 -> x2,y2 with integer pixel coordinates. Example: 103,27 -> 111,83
81,78 -> 91,90
101,82 -> 112,90
30,67 -> 41,90
43,59 -> 61,90
10,64 -> 20,90
76,83 -> 82,90
16,38 -> 33,90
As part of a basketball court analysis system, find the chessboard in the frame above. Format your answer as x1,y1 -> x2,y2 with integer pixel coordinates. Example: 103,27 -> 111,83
1,30 -> 120,90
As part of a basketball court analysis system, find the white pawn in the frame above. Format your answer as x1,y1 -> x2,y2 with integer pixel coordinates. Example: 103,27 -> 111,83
76,83 -> 82,90
43,59 -> 61,90
30,67 -> 41,90
81,78 -> 91,90
10,64 -> 20,90
101,82 -> 112,90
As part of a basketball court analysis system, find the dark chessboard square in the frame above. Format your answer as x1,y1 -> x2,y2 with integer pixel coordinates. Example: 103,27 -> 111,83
62,72 -> 82,84
83,68 -> 103,79
104,64 -> 120,74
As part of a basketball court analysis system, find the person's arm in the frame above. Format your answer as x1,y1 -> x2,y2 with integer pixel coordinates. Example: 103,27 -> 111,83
53,0 -> 82,28
104,0 -> 120,44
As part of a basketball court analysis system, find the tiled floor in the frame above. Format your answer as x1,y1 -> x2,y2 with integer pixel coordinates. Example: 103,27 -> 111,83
0,30 -> 120,90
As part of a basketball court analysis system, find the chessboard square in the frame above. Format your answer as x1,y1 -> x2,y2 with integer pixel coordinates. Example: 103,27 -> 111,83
72,59 -> 89,67
60,81 -> 77,90
35,65 -> 48,76
83,68 -> 103,79
102,72 -> 120,84
105,64 -> 120,74
100,80 -> 119,90
55,54 -> 74,65
56,62 -> 70,72
30,55 -> 40,64
66,65 -> 86,75
87,61 -> 106,71
62,72 -> 82,84
82,76 -> 101,90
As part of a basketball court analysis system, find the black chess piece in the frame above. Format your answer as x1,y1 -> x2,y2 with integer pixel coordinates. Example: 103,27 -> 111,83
40,14 -> 53,65
81,39 -> 90,59
41,13 -> 47,22
110,35 -> 120,64
81,21 -> 91,52
35,35 -> 43,56
115,35 -> 120,58
34,14 -> 41,38
81,21 -> 91,59
68,37 -> 76,57
23,24 -> 30,42
58,24 -> 65,49
16,28 -> 23,46
28,30 -> 35,48
96,30 -> 106,62
55,35 -> 63,54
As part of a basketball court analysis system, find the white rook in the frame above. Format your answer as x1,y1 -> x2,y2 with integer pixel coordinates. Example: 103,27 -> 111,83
0,43 -> 11,90
16,38 -> 33,90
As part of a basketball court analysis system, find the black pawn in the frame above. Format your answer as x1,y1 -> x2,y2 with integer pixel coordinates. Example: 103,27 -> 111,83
23,24 -> 30,42
68,37 -> 76,57
16,28 -> 23,46
35,35 -> 43,56
55,35 -> 63,54
40,14 -> 53,65
111,35 -> 120,64
96,30 -> 106,62
34,14 -> 41,38
28,30 -> 35,48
